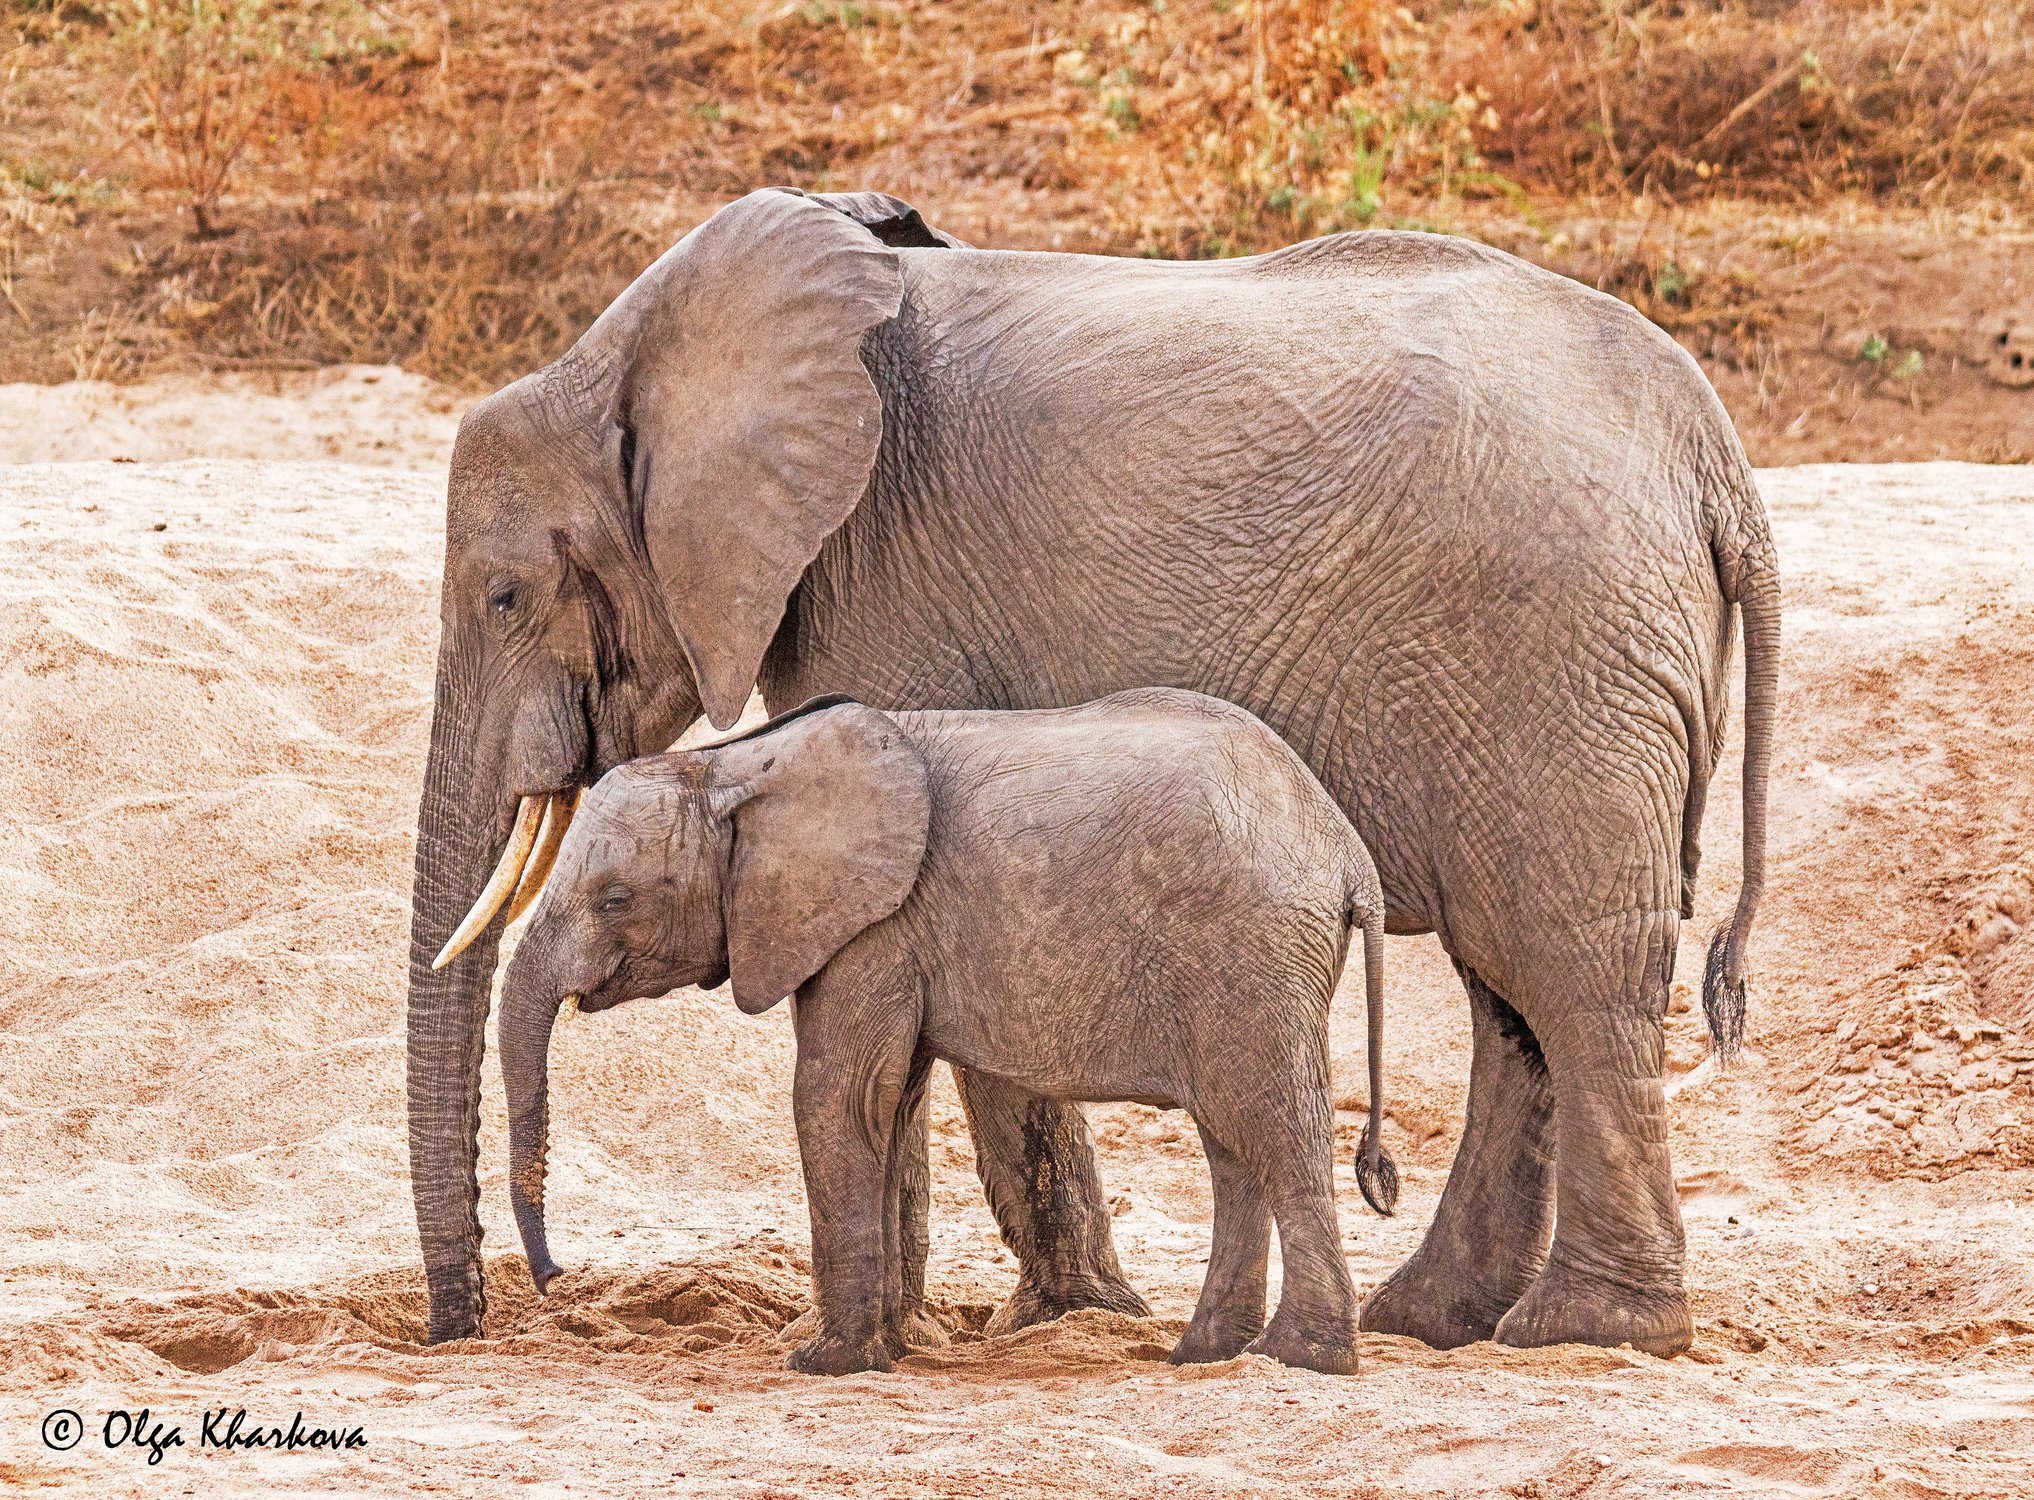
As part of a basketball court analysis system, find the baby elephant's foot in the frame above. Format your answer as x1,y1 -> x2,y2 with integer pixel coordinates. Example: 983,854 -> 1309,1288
778,1306 -> 819,1344
787,1331 -> 895,1377
1244,1314 -> 1357,1376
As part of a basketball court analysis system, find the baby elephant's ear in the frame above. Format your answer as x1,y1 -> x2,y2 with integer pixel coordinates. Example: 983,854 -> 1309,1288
710,703 -> 930,1014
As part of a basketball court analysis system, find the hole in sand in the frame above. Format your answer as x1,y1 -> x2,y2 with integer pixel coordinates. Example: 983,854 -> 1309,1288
140,1325 -> 261,1374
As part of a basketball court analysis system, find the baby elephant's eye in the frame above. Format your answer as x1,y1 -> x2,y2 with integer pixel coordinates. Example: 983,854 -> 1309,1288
487,580 -> 520,615
597,887 -> 633,914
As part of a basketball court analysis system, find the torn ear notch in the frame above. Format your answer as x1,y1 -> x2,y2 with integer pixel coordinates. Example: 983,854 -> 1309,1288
801,189 -> 968,249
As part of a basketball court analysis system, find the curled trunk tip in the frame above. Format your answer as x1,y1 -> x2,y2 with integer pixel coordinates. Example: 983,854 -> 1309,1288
501,982 -> 574,1298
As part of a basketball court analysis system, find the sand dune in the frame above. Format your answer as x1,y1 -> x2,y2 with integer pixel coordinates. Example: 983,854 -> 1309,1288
1,396 -> 2030,1495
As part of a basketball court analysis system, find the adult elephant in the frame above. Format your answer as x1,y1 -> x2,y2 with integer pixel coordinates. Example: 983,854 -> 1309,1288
407,187 -> 1777,1356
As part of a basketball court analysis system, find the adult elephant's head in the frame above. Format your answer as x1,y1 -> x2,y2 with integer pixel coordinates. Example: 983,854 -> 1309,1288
406,188 -> 953,1342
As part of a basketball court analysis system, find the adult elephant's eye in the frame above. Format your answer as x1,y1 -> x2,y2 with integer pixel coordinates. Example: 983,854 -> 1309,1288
488,580 -> 520,616
598,887 -> 633,914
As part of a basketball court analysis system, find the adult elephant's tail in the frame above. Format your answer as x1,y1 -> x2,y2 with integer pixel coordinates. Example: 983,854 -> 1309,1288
1703,468 -> 1781,1064
1344,841 -> 1398,1218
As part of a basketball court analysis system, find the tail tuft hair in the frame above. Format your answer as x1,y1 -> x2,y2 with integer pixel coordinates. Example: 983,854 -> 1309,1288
1702,925 -> 1747,1065
1355,1124 -> 1399,1218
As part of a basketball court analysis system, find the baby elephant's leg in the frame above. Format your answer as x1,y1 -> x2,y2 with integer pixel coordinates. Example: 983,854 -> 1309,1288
788,980 -> 922,1377
1171,1126 -> 1272,1364
880,1047 -> 946,1355
1220,1081 -> 1358,1375
1251,1182 -> 1359,1374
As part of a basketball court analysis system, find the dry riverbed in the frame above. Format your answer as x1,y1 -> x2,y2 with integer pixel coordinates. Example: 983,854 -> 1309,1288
1,374 -> 2030,1497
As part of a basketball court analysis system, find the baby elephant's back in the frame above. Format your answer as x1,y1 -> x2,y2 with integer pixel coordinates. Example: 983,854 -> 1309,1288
898,689 -> 1367,928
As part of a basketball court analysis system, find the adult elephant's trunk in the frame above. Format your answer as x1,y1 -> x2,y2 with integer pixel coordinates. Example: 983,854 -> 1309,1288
405,662 -> 514,1344
498,959 -> 569,1295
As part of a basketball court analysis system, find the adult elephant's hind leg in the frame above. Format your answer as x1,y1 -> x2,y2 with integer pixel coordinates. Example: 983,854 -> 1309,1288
954,1069 -> 1149,1331
1359,964 -> 1555,1348
1495,908 -> 1691,1356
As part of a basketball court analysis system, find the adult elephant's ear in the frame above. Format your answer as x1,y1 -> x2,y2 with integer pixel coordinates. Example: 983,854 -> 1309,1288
615,188 -> 905,729
706,702 -> 930,1014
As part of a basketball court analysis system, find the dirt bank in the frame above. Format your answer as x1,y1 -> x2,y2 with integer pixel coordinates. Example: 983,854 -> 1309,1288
0,388 -> 2029,1496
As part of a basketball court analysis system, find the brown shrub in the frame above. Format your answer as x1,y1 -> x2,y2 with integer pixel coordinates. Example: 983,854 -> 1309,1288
110,0 -> 292,237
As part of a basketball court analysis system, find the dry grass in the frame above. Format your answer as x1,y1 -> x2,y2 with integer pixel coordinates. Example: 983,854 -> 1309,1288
1454,0 -> 2034,204
142,198 -> 651,378
1,0 -> 2029,384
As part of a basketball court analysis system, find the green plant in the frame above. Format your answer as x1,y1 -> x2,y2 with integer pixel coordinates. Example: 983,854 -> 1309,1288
801,1 -> 868,28
1343,110 -> 1386,223
1652,261 -> 1692,302
1861,333 -> 1889,363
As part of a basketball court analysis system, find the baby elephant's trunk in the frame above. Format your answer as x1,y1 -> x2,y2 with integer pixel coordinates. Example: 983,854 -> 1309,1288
1350,879 -> 1399,1218
498,973 -> 569,1294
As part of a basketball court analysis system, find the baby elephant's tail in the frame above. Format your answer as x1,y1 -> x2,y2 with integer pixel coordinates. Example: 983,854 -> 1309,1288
1348,871 -> 1399,1218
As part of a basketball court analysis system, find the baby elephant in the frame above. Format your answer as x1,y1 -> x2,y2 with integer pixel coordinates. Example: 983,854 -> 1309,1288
498,688 -> 1397,1376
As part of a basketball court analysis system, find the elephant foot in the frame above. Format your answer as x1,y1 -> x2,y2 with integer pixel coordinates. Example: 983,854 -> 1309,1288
778,1306 -> 818,1345
1359,1248 -> 1531,1350
881,1307 -> 952,1356
787,1331 -> 895,1376
1493,1263 -> 1691,1357
1243,1313 -> 1357,1376
984,1269 -> 1149,1336
1168,1317 -> 1262,1366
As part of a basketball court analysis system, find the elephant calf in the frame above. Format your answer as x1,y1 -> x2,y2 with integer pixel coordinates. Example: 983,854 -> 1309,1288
498,688 -> 1398,1376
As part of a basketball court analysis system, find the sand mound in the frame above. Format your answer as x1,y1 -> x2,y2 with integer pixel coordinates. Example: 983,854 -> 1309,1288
501,1247 -> 809,1356
0,367 -> 464,469
3,440 -> 2033,1496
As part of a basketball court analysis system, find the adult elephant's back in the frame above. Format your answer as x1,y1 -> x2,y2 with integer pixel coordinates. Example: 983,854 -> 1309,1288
800,227 -> 1775,1006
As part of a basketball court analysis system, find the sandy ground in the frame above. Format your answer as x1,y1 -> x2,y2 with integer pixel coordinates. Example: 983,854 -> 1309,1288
1,377 -> 2030,1497
0,367 -> 465,469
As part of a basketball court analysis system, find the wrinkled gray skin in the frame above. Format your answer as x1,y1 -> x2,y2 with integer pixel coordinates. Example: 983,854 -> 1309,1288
407,186 -> 1778,1356
499,691 -> 1401,1377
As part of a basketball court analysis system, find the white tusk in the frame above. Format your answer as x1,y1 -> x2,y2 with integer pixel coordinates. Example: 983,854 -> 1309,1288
505,788 -> 580,926
432,795 -> 545,970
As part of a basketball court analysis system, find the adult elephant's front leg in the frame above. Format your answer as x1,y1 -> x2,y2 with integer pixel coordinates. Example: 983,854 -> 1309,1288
953,1069 -> 1148,1330
1360,965 -> 1556,1347
1494,909 -> 1692,1356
